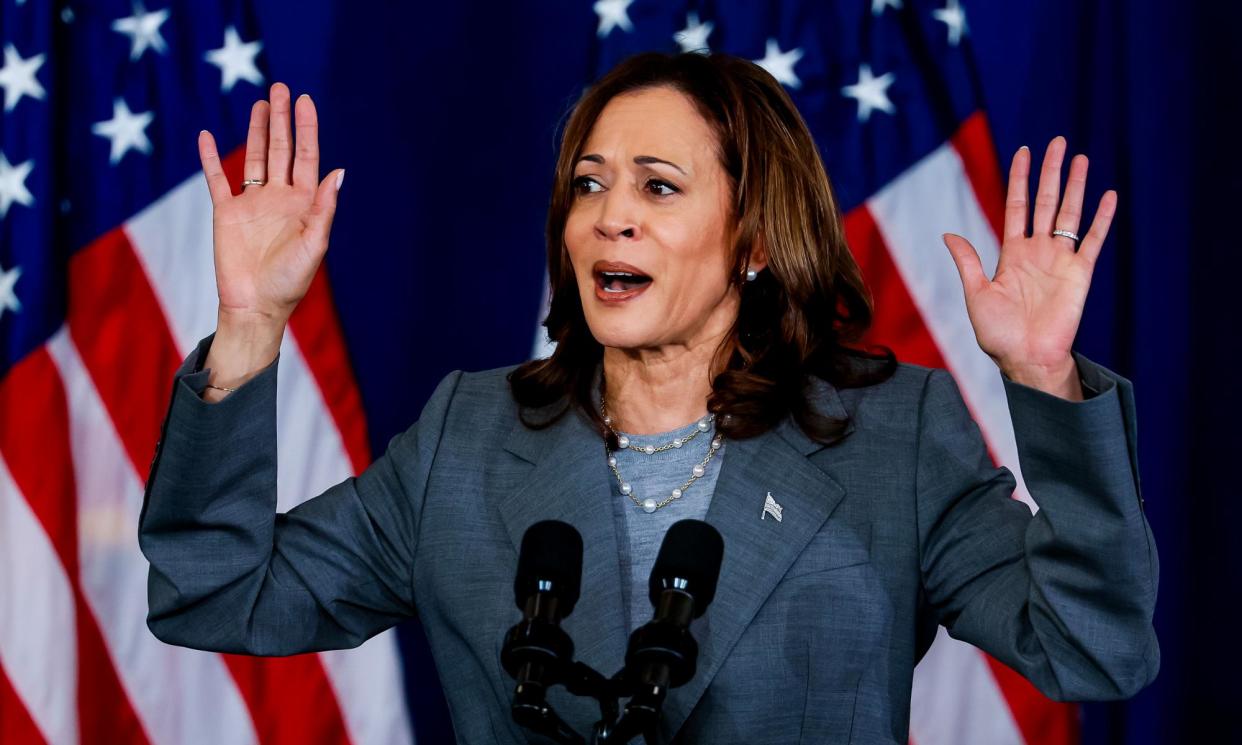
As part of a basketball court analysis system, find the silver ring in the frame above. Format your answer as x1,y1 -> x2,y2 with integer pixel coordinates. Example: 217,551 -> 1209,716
241,178 -> 266,187
1052,229 -> 1080,243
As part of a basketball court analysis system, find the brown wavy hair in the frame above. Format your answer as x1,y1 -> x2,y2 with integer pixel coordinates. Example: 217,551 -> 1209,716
507,51 -> 896,447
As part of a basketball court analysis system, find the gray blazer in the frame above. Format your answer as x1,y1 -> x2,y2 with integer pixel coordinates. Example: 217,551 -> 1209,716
139,333 -> 1159,744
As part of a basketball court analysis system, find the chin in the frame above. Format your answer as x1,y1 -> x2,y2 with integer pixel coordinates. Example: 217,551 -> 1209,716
582,311 -> 662,351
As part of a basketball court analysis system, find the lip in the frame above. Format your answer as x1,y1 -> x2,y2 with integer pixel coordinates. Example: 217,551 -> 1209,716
592,260 -> 653,304
592,260 -> 651,276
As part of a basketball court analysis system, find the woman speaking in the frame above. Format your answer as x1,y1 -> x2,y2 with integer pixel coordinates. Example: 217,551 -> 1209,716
139,52 -> 1158,743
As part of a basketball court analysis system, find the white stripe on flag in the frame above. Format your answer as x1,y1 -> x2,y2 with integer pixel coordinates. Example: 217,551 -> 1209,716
46,327 -> 258,745
123,176 -> 219,356
867,143 -> 1035,511
0,451 -> 78,745
321,642 -> 415,745
274,331 -> 353,513
532,270 -> 556,360
911,627 -> 1023,745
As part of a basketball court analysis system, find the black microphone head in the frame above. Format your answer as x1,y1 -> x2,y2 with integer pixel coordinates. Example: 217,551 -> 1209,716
514,520 -> 584,615
648,519 -> 724,614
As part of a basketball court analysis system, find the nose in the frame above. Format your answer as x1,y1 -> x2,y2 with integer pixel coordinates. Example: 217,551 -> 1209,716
593,192 -> 641,241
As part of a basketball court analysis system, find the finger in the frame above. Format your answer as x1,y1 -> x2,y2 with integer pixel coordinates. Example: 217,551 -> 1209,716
1054,154 -> 1089,247
1003,146 -> 1030,241
291,93 -> 320,191
305,168 -> 346,244
267,82 -> 293,185
1032,136 -> 1066,235
197,130 -> 232,206
243,99 -> 269,189
942,233 -> 988,298
1077,190 -> 1117,265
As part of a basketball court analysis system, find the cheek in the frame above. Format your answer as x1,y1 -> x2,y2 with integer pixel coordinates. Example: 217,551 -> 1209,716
656,249 -> 733,324
563,211 -> 593,270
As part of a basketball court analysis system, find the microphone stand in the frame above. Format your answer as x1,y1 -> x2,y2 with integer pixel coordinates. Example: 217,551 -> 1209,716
564,662 -> 661,745
508,658 -> 663,745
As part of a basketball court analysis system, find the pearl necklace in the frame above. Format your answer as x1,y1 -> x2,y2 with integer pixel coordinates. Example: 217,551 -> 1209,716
600,399 -> 723,513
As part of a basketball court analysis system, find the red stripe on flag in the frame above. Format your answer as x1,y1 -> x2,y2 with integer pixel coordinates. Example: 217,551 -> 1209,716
67,230 -> 354,745
67,230 -> 181,478
951,111 -> 1079,745
219,148 -> 373,474
950,112 -> 1007,242
222,654 -> 355,745
0,348 -> 151,745
289,268 -> 373,473
986,659 -> 1079,745
0,665 -> 48,745
844,205 -> 948,369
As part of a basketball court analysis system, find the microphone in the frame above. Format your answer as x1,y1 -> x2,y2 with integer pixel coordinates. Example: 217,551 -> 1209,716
501,520 -> 585,743
594,520 -> 724,743
628,519 -> 724,690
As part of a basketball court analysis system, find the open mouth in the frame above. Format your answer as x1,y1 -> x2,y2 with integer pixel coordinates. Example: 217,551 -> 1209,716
595,270 -> 654,293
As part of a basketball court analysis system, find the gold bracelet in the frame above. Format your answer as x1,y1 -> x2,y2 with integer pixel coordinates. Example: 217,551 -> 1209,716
205,382 -> 238,393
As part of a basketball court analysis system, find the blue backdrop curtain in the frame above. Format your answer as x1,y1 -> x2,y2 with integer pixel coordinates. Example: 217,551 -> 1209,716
252,1 -> 1225,742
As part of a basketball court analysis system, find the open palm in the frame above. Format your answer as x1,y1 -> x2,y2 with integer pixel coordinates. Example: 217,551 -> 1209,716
197,82 -> 344,328
943,137 -> 1117,389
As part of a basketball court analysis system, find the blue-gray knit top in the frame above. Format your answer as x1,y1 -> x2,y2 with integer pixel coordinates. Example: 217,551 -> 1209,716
605,415 -> 725,633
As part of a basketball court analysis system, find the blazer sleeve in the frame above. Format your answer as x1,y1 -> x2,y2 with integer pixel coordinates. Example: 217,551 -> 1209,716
138,331 -> 463,656
915,350 -> 1159,701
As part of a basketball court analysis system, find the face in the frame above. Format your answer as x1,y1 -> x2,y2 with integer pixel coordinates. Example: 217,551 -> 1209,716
564,86 -> 761,355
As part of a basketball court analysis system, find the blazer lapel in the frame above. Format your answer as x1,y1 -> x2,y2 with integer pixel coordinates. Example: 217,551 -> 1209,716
660,380 -> 853,739
498,393 -> 629,680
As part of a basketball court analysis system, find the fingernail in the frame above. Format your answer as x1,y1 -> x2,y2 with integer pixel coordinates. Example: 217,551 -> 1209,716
335,170 -> 345,191
1019,145 -> 1029,151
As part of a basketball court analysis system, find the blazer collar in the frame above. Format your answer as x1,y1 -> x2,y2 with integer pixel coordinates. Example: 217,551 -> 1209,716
499,362 -> 853,740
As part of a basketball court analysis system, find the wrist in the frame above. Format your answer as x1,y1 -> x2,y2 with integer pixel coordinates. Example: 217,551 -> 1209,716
999,356 -> 1084,401
203,313 -> 285,398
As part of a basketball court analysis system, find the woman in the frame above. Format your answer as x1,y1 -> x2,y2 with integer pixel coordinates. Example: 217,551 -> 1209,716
140,52 -> 1158,744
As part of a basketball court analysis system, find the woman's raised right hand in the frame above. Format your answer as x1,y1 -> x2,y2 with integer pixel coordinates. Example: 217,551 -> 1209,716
197,81 -> 344,333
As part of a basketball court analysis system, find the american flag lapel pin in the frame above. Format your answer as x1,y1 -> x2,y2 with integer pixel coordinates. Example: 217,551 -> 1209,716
762,491 -> 783,522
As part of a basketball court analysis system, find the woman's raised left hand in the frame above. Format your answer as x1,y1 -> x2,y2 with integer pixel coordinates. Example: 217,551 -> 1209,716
941,136 -> 1117,401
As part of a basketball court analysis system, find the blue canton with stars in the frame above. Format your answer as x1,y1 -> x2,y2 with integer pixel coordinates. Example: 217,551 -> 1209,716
0,0 -> 265,378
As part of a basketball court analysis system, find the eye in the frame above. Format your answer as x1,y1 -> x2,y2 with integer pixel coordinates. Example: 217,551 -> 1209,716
572,175 -> 603,195
645,178 -> 679,197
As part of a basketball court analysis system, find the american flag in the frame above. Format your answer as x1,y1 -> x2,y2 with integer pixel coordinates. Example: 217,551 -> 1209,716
0,1 -> 1074,744
0,2 -> 411,744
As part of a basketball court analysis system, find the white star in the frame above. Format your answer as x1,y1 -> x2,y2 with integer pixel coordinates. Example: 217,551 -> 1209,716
111,2 -> 170,61
0,151 -> 35,219
674,12 -> 714,54
841,64 -> 896,122
204,26 -> 264,93
932,0 -> 969,46
0,43 -> 46,112
754,38 -> 804,89
91,98 -> 155,164
0,261 -> 21,319
871,0 -> 902,16
593,0 -> 634,38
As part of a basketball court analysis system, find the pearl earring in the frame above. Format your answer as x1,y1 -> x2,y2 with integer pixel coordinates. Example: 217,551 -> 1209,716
745,267 -> 758,282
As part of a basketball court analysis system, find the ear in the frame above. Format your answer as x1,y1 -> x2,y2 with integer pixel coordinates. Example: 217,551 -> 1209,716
749,233 -> 769,273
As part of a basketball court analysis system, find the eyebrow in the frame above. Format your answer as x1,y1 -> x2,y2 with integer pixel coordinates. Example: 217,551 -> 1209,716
576,153 -> 687,175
